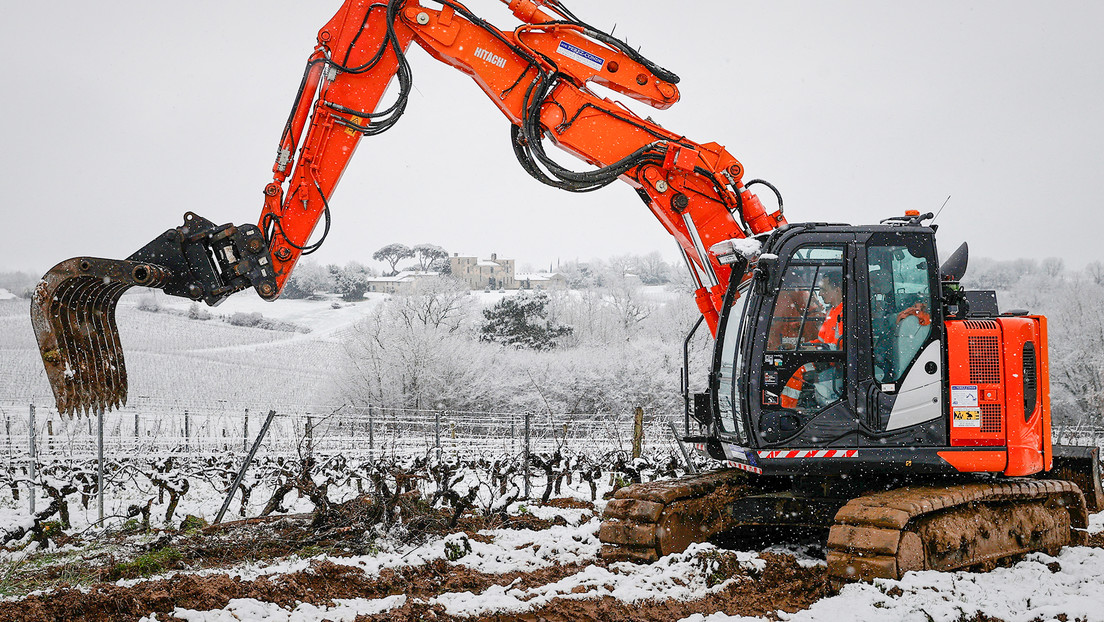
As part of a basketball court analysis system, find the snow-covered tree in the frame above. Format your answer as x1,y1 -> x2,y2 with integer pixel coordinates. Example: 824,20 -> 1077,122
373,243 -> 414,276
333,261 -> 375,301
338,286 -> 497,411
282,260 -> 333,299
481,292 -> 573,351
632,251 -> 673,285
410,243 -> 450,273
391,276 -> 472,332
1085,261 -> 1104,286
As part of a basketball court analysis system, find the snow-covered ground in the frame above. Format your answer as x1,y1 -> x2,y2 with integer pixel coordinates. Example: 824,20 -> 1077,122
140,509 -> 1104,622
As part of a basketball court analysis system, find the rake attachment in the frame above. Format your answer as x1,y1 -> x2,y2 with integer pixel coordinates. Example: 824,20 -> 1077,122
31,212 -> 278,417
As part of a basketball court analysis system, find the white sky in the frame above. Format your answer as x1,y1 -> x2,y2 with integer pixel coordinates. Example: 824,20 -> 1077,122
2,1 -> 1102,275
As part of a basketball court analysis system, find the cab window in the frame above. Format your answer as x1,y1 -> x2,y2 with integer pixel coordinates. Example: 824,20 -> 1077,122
766,249 -> 843,352
867,244 -> 933,383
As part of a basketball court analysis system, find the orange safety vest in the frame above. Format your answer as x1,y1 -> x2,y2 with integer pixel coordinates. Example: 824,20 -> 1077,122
896,301 -> 931,326
781,304 -> 842,409
818,304 -> 843,346
780,362 -> 816,409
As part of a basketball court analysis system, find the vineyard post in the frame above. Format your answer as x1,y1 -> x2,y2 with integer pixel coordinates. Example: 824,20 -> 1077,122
97,406 -> 104,522
134,411 -> 139,444
215,410 -> 277,525
306,415 -> 314,456
28,403 -> 36,515
368,409 -> 375,457
434,410 -> 441,460
184,410 -> 190,452
523,411 -> 530,499
243,408 -> 249,453
632,407 -> 644,459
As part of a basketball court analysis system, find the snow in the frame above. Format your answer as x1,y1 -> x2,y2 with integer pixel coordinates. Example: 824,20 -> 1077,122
430,542 -> 764,618
709,237 -> 762,260
130,292 -> 384,338
168,595 -> 405,622
1089,511 -> 1104,534
678,547 -> 1104,622
0,288 -> 15,300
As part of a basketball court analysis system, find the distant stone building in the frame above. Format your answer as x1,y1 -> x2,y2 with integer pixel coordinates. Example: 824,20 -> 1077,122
515,272 -> 567,290
365,270 -> 440,294
450,253 -> 517,290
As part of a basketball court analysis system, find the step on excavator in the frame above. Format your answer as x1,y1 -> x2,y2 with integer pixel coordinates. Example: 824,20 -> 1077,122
30,0 -> 1102,584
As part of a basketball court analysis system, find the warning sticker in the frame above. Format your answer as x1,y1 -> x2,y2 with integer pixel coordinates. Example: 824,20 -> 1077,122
556,40 -> 605,71
953,408 -> 982,428
951,385 -> 979,408
762,390 -> 779,406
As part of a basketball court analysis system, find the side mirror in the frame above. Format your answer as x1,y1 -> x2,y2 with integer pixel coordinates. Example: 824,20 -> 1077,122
754,254 -> 777,294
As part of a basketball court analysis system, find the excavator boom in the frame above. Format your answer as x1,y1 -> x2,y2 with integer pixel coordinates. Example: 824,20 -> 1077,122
33,0 -> 782,417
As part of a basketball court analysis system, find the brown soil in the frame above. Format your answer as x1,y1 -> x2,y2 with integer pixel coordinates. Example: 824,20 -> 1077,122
543,498 -> 595,511
0,545 -> 830,622
1085,531 -> 1104,548
0,493 -> 600,605
352,553 -> 828,622
0,557 -> 602,622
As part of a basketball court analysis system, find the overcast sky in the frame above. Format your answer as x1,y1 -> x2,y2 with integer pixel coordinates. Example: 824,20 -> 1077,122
2,1 -> 1101,276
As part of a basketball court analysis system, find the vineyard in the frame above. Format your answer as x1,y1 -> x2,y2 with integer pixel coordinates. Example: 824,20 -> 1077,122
0,396 -> 1100,621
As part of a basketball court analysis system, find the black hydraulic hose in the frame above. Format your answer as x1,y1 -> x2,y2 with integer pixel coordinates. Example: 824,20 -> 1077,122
745,178 -> 783,215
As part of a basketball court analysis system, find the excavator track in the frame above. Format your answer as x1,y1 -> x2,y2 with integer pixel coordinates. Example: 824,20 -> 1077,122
598,469 -> 762,562
601,471 -> 1090,586
827,478 -> 1088,584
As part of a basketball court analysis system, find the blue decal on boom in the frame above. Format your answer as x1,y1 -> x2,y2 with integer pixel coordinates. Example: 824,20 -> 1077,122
556,40 -> 605,71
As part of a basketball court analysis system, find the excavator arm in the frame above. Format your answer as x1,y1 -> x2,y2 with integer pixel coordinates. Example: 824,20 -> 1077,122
33,0 -> 786,416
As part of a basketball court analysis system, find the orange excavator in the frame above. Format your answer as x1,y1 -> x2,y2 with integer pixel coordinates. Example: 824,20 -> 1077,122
31,0 -> 1102,584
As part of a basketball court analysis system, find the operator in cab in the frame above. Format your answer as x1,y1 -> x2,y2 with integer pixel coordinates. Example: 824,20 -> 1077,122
814,271 -> 843,348
780,270 -> 845,410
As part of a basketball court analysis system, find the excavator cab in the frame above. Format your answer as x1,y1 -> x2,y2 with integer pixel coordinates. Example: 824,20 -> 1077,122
698,218 -> 1100,499
702,221 -> 945,468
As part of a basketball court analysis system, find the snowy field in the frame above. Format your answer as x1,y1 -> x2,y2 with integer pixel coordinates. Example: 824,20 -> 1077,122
2,291 -> 1104,621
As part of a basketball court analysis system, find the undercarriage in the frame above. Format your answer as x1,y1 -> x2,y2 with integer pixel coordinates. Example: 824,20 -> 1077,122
599,465 -> 1098,584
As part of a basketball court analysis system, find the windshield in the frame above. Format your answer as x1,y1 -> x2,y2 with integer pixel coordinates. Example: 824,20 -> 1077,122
715,281 -> 751,442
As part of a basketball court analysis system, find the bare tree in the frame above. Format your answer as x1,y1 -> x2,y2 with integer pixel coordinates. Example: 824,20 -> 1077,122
604,273 -> 654,333
1086,261 -> 1104,286
393,276 -> 473,332
338,280 -> 499,411
1041,257 -> 1065,279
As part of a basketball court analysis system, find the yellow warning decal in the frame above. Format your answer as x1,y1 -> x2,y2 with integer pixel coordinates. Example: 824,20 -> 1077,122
344,116 -> 365,136
952,408 -> 981,428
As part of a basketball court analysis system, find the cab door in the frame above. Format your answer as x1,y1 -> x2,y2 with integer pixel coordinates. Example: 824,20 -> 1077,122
854,230 -> 945,446
749,236 -> 858,447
